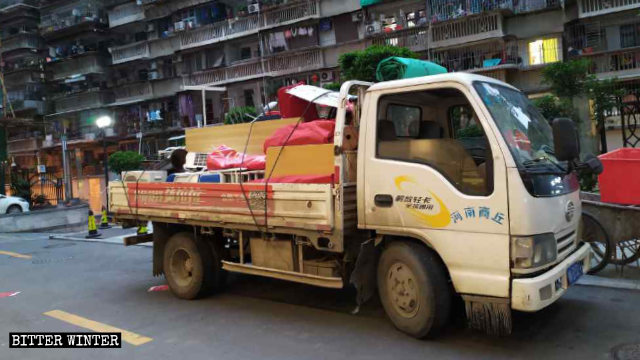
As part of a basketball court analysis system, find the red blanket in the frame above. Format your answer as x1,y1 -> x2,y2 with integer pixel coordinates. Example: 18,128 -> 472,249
263,120 -> 335,153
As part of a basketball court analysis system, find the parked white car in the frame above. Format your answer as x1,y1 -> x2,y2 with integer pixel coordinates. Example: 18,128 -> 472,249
0,195 -> 30,214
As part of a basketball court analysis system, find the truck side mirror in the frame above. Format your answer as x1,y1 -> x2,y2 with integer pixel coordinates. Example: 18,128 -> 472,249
552,118 -> 580,162
582,154 -> 604,175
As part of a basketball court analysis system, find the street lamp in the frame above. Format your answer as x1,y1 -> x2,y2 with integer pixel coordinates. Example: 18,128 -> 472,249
96,115 -> 112,213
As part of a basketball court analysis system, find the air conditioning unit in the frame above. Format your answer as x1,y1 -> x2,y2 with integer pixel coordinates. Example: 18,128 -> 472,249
184,152 -> 208,171
122,170 -> 167,182
320,71 -> 334,82
248,3 -> 259,13
366,21 -> 381,35
352,11 -> 364,22
174,21 -> 185,32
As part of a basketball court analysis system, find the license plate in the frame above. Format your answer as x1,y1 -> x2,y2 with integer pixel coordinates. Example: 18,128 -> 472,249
567,262 -> 583,286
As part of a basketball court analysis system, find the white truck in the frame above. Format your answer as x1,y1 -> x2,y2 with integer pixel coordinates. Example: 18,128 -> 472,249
110,73 -> 599,338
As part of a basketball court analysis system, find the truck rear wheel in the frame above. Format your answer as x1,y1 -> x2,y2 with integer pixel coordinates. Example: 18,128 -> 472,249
163,232 -> 219,299
377,241 -> 452,338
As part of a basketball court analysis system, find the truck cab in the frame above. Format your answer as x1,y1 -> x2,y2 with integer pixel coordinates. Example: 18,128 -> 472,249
355,73 -> 589,335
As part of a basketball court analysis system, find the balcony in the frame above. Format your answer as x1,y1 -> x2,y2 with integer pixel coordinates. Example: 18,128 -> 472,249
185,49 -> 323,86
0,33 -> 43,53
429,0 -> 513,23
578,0 -> 640,18
0,0 -> 38,13
47,53 -> 110,81
370,26 -> 429,53
2,56 -> 45,75
7,136 -> 41,154
110,41 -> 149,64
112,77 -> 183,104
40,1 -> 107,38
53,90 -> 114,114
586,48 -> 640,80
430,13 -> 504,49
514,0 -> 561,14
431,41 -> 519,73
179,1 -> 320,51
108,1 -> 145,28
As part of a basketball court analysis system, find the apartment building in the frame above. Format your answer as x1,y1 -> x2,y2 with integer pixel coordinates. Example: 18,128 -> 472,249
2,0 -> 640,189
564,0 -> 640,150
0,0 -> 46,168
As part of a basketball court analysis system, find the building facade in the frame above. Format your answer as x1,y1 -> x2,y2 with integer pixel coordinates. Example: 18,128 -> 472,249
2,0 -> 639,203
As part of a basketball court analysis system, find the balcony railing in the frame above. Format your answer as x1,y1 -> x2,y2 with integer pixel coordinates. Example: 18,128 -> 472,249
370,26 -> 429,53
113,81 -> 152,102
113,77 -> 183,103
514,0 -> 561,13
53,90 -> 113,113
40,0 -> 107,36
431,13 -> 503,48
179,1 -> 319,51
0,0 -> 38,12
431,41 -> 519,72
185,49 -> 323,86
429,0 -> 513,23
48,53 -> 110,81
586,48 -> 640,78
110,41 -> 150,64
579,0 -> 640,18
7,137 -> 41,154
1,56 -> 45,74
108,1 -> 145,28
1,33 -> 43,53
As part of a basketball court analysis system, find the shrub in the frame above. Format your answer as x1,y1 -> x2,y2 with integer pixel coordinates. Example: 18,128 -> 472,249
109,151 -> 145,174
339,45 -> 418,83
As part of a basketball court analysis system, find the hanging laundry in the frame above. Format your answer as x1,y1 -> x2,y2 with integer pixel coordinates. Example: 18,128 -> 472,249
307,26 -> 314,37
298,27 -> 308,36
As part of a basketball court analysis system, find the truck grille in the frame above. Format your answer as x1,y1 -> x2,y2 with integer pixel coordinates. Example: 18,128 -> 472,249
556,230 -> 577,261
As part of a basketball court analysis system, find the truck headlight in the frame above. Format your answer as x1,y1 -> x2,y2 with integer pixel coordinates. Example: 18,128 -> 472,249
511,233 -> 557,269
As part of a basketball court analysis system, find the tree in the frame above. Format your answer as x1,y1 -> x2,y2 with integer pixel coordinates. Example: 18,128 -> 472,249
338,45 -> 418,83
584,77 -> 622,154
531,95 -> 575,123
540,58 -> 592,101
224,106 -> 257,125
108,151 -> 145,175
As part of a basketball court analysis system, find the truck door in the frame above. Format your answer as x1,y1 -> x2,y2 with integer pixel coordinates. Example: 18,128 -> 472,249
359,82 -> 511,297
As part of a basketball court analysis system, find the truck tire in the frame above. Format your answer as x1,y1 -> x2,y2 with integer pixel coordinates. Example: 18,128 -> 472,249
377,241 -> 452,338
163,232 -> 218,299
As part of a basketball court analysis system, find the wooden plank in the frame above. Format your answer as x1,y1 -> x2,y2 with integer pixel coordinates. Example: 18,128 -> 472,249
265,144 -> 334,178
123,233 -> 153,246
185,118 -> 300,155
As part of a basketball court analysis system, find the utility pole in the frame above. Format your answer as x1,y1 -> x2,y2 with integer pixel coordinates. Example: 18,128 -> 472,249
0,35 -> 14,196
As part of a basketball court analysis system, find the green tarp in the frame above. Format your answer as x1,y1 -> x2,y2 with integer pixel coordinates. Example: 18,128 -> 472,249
360,0 -> 383,6
375,57 -> 448,82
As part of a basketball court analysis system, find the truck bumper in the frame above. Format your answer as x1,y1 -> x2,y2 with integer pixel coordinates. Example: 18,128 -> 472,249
511,243 -> 590,312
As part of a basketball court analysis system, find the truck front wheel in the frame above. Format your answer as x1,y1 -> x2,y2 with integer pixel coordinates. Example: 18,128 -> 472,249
377,241 -> 452,338
163,232 -> 218,299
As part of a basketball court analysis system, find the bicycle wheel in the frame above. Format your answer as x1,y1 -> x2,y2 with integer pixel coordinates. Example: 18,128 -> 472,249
609,238 -> 640,266
581,211 -> 611,274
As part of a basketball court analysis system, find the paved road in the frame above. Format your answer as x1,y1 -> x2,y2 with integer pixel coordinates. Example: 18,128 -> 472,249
1,232 -> 639,360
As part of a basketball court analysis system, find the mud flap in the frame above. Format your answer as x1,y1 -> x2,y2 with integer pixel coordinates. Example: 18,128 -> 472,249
152,222 -> 170,277
349,239 -> 377,314
462,295 -> 512,336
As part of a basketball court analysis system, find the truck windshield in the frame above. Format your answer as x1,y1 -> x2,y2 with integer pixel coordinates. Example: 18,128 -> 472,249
474,81 -> 564,174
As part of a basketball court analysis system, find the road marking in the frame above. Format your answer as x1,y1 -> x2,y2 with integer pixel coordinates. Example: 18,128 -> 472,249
43,310 -> 153,346
0,291 -> 20,298
0,250 -> 32,259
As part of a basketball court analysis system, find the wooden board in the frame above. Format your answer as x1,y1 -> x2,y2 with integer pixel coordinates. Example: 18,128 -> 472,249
185,118 -> 300,155
265,144 -> 334,178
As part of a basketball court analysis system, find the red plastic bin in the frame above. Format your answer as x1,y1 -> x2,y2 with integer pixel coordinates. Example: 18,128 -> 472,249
598,148 -> 640,205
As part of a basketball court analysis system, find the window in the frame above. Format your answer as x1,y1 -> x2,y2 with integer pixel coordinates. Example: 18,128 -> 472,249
386,104 -> 421,137
528,38 -> 559,65
244,89 -> 255,107
377,88 -> 493,196
620,23 -> 640,48
240,47 -> 252,60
